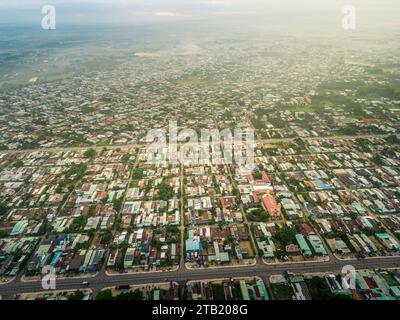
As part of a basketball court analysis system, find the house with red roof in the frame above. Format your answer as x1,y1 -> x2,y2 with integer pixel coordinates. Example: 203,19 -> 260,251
262,193 -> 281,217
301,223 -> 315,236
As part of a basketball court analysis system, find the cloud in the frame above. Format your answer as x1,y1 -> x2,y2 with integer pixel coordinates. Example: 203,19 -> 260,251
0,0 -> 399,26
153,11 -> 178,17
210,10 -> 255,16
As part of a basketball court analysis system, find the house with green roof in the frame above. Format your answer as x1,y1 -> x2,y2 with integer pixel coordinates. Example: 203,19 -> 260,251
295,234 -> 312,257
308,234 -> 327,256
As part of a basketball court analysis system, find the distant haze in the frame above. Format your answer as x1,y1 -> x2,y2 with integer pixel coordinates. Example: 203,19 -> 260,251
0,0 -> 399,30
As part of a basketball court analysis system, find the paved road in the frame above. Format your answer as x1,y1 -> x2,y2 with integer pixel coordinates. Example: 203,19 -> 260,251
1,255 -> 399,299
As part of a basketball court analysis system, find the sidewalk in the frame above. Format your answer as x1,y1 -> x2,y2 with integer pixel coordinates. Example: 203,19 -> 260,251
262,256 -> 330,266
105,265 -> 179,277
0,277 -> 15,286
21,272 -> 98,283
185,258 -> 257,270
334,253 -> 400,262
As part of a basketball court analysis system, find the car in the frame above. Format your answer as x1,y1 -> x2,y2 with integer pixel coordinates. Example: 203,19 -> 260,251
82,281 -> 90,286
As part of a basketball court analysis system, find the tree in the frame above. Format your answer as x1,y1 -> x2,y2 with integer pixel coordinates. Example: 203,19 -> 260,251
372,155 -> 385,166
66,163 -> 87,180
69,290 -> 85,300
83,148 -> 97,159
0,203 -> 8,216
165,226 -> 180,235
37,221 -> 53,236
13,160 -> 24,168
307,277 -> 352,300
211,284 -> 225,300
0,231 -> 8,238
101,230 -> 112,245
113,197 -> 123,213
96,289 -> 113,300
247,207 -> 268,222
122,154 -> 130,164
88,205 -> 97,217
386,135 -> 399,144
156,182 -> 174,201
131,168 -> 144,179
114,289 -> 143,300
273,225 -> 296,246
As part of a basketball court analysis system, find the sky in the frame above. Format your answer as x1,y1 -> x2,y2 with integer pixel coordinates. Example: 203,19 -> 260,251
0,0 -> 399,27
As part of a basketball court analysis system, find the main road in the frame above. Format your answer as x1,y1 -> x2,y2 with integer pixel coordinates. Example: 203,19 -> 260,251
1,255 -> 399,299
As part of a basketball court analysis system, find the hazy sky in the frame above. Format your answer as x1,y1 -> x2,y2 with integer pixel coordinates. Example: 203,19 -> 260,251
0,0 -> 399,27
